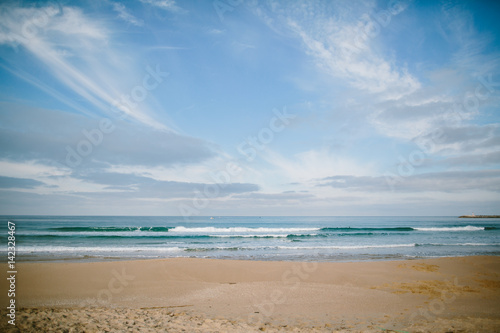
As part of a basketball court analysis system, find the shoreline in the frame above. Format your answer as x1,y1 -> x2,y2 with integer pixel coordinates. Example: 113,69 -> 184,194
9,252 -> 500,264
2,256 -> 500,332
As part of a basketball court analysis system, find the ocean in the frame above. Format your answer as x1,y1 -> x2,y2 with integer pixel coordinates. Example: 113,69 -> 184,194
2,216 -> 499,262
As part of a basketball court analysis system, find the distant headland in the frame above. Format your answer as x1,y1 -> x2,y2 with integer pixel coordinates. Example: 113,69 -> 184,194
459,215 -> 500,218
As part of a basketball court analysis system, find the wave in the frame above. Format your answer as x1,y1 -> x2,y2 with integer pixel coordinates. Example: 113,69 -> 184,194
212,234 -> 289,238
46,226 -> 320,234
17,243 -> 417,253
187,242 -> 496,251
320,226 -> 496,232
184,243 -> 417,252
168,226 -> 320,233
414,226 -> 486,232
20,230 -> 391,239
22,232 -> 291,239
24,231 -> 173,237
14,242 -> 498,255
287,234 -> 321,238
49,226 -> 173,232
276,243 -> 417,250
418,243 -> 499,247
320,227 -> 414,232
185,247 -> 241,252
485,227 -> 499,230
17,246 -> 183,253
181,242 -> 498,252
43,225 -> 496,235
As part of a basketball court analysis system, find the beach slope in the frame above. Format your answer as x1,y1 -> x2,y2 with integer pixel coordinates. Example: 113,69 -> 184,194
1,256 -> 500,332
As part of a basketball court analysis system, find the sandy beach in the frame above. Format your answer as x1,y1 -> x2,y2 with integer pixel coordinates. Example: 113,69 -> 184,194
1,256 -> 500,332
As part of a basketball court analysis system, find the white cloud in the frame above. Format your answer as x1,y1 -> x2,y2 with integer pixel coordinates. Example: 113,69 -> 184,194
318,170 -> 500,193
415,124 -> 500,157
252,1 -> 420,101
207,28 -> 225,35
0,160 -> 69,180
289,20 -> 420,100
0,3 -> 168,130
0,160 -> 106,194
139,0 -> 182,12
364,3 -> 499,143
112,2 -> 144,26
259,147 -> 371,188
253,1 -> 499,150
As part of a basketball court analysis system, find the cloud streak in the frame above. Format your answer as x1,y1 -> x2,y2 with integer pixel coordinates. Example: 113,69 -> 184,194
112,2 -> 144,26
253,0 -> 420,100
0,103 -> 215,168
318,170 -> 500,193
139,0 -> 183,12
0,176 -> 46,189
0,3 -> 167,130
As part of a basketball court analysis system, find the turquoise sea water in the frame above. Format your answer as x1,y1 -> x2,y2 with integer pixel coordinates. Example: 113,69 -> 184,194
1,216 -> 499,262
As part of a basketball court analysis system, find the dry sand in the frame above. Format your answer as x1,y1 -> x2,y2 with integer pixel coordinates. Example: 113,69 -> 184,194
1,256 -> 500,332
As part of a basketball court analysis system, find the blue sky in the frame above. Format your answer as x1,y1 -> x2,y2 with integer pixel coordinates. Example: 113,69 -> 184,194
0,0 -> 499,216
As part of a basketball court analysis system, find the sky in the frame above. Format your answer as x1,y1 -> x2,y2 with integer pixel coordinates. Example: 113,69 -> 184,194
0,0 -> 499,216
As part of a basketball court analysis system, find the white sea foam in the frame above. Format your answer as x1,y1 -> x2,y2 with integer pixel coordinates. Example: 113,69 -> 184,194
182,244 -> 418,251
275,243 -> 417,250
426,242 -> 497,246
20,231 -> 173,237
214,234 -> 289,238
18,231 -> 310,238
169,226 -> 320,233
17,246 -> 183,253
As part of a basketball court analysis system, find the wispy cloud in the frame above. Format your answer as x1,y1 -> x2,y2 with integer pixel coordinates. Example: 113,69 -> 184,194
252,1 -> 420,101
253,1 -> 499,151
0,176 -> 46,189
416,124 -> 500,156
0,3 -> 167,130
207,28 -> 225,35
0,103 -> 215,169
369,3 -> 500,142
318,170 -> 500,193
289,20 -> 420,100
112,2 -> 144,26
139,0 -> 183,12
258,147 -> 371,189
